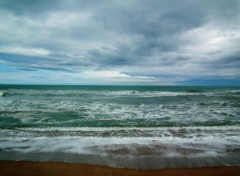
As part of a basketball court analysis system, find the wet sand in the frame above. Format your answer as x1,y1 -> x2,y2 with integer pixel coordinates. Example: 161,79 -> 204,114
0,161 -> 240,176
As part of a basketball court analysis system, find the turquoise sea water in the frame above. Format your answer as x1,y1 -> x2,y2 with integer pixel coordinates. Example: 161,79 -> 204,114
0,85 -> 240,168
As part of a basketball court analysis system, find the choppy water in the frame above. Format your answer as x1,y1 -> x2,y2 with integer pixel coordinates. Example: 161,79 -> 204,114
0,85 -> 240,169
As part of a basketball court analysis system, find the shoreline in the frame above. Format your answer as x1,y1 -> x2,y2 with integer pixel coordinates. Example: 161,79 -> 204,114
0,161 -> 240,176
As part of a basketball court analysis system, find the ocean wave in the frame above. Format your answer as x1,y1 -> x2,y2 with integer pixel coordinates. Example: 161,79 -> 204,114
3,89 -> 239,98
1,99 -> 239,128
0,89 -> 208,97
0,91 -> 24,97
1,127 -> 240,156
1,126 -> 239,139
0,136 -> 239,169
185,89 -> 204,93
0,92 -> 7,97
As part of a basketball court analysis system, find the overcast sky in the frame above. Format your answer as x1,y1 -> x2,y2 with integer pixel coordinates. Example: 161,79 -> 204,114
0,0 -> 240,85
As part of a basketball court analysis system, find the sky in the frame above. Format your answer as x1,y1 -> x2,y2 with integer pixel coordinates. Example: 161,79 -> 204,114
0,0 -> 240,85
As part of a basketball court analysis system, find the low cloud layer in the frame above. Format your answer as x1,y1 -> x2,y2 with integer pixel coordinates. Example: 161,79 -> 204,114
0,0 -> 240,85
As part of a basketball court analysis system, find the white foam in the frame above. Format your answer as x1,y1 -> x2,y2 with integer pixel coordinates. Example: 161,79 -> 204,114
0,126 -> 238,143
1,125 -> 240,170
2,89 -> 213,97
0,134 -> 239,155
0,92 -> 5,97
104,91 -> 205,97
0,97 -> 239,129
16,125 -> 240,132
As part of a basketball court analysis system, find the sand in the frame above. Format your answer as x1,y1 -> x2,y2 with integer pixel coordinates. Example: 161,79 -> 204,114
0,161 -> 240,176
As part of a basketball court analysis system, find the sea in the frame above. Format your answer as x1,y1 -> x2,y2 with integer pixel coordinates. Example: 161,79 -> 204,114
0,85 -> 240,169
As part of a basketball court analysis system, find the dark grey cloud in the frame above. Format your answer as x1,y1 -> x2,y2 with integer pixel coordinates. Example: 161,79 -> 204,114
210,54 -> 240,70
0,0 -> 240,84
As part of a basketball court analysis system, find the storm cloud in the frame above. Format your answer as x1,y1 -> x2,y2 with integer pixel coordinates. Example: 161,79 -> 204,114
0,0 -> 240,85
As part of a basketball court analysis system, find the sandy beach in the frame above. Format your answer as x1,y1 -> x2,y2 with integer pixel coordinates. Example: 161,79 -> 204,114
0,161 -> 240,176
